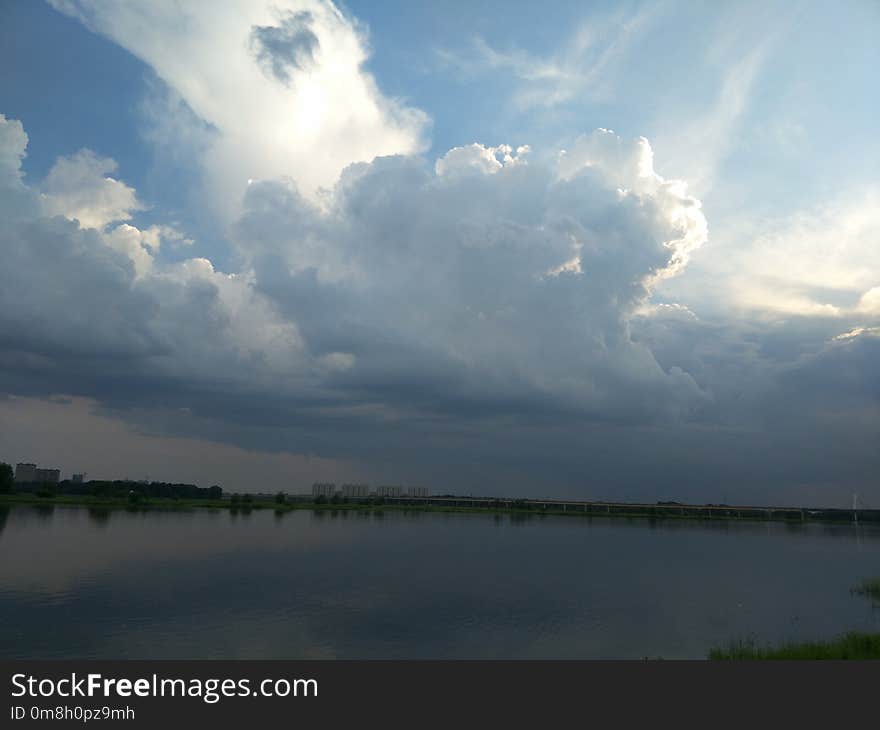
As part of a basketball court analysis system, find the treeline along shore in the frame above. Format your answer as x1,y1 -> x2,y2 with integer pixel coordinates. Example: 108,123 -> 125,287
10,478 -> 223,501
0,477 -> 876,526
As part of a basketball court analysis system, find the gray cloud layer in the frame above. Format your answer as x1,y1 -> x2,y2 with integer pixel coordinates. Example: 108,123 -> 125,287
1,112 -> 877,504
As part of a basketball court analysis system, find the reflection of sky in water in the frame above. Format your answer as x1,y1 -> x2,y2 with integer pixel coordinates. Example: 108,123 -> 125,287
0,505 -> 367,594
1,506 -> 879,659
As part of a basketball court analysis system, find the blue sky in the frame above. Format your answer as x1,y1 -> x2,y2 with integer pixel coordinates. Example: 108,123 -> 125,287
0,0 -> 878,504
5,2 -> 878,196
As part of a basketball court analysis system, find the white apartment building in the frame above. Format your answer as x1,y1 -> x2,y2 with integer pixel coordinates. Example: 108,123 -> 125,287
14,463 -> 60,484
311,482 -> 337,497
341,483 -> 370,498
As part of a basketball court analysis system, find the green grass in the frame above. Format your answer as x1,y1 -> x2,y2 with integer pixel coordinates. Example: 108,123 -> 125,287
851,579 -> 880,602
709,632 -> 880,659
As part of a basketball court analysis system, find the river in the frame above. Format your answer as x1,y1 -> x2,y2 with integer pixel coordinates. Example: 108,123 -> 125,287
1,504 -> 878,658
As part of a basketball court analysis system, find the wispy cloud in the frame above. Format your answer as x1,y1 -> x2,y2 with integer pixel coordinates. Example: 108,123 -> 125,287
650,2 -> 808,197
435,4 -> 662,110
653,40 -> 770,197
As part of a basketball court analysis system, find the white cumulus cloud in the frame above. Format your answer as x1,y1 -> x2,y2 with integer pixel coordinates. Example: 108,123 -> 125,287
233,128 -> 710,423
42,150 -> 143,229
50,0 -> 429,217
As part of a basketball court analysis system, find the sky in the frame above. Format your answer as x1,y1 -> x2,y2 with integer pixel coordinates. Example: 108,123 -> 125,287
0,0 -> 878,506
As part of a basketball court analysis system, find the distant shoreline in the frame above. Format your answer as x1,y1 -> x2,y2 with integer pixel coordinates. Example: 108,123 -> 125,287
0,492 -> 873,526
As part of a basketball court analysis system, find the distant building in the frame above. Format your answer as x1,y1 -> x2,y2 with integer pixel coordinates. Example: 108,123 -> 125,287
312,482 -> 337,497
14,463 -> 36,483
71,473 -> 85,483
15,463 -> 60,484
376,485 -> 403,498
406,487 -> 429,498
36,468 -> 60,484
341,483 -> 370,498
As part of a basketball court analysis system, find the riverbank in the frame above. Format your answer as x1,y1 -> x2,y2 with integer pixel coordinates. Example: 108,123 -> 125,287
709,632 -> 880,659
0,491 -> 871,526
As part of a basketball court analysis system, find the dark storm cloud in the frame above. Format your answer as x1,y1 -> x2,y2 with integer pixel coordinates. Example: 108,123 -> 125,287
0,216 -> 160,360
1,112 -> 878,502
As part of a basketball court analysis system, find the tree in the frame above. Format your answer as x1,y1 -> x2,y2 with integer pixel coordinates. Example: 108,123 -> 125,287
207,485 -> 223,500
275,491 -> 287,505
0,462 -> 13,494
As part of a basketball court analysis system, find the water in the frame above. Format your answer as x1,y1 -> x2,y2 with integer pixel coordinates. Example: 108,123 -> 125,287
1,504 -> 878,659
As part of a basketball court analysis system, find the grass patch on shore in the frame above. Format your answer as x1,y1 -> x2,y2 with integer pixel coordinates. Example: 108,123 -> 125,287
709,632 -> 880,659
851,579 -> 880,602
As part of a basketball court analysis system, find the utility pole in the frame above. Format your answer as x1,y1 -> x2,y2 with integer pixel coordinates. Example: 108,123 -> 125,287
853,493 -> 859,525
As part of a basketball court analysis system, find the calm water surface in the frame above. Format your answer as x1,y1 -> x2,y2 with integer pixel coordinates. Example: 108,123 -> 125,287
1,505 -> 878,658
